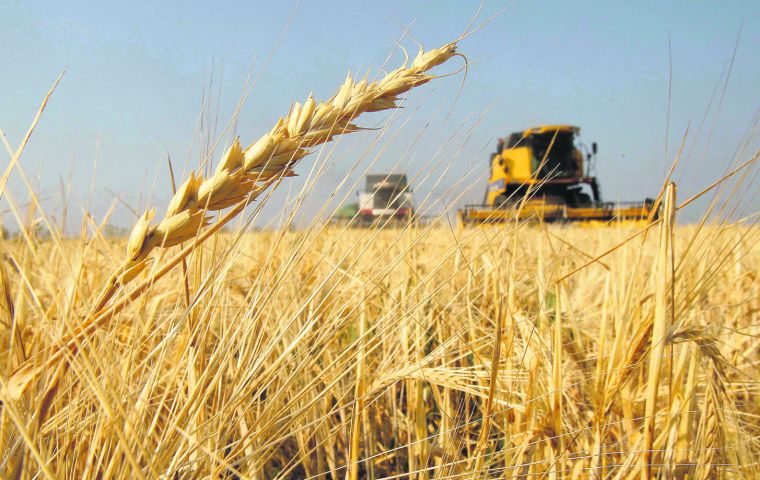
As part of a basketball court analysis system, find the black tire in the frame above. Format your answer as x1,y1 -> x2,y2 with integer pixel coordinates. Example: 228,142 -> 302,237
574,192 -> 592,207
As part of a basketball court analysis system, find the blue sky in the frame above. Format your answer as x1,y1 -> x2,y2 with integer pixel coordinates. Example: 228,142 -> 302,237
1,1 -> 758,229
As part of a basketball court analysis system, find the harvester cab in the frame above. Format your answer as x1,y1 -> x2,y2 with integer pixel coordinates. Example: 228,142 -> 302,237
487,125 -> 597,207
460,124 -> 654,224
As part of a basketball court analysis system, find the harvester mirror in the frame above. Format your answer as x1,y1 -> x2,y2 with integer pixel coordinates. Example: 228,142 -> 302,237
592,142 -> 598,155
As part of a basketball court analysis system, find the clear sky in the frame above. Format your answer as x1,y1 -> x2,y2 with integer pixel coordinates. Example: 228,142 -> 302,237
1,1 -> 758,229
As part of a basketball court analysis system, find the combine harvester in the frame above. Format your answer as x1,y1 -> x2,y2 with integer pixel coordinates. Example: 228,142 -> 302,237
458,125 -> 655,225
332,174 -> 415,226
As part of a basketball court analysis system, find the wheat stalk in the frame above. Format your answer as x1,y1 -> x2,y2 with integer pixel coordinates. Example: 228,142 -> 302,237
4,42 -> 461,401
641,182 -> 676,479
92,42 -> 460,309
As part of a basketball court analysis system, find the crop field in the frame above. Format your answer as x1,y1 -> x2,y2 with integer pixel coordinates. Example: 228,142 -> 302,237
0,215 -> 758,478
0,14 -> 759,479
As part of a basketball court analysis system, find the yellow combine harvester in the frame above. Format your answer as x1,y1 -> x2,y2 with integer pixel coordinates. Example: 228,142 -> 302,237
459,125 -> 655,224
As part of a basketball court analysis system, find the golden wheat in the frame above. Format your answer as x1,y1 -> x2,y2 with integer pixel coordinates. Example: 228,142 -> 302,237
0,29 -> 758,480
0,220 -> 756,478
4,41 -> 461,402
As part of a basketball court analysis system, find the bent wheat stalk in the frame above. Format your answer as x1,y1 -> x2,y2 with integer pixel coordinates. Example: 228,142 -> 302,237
5,41 -> 461,400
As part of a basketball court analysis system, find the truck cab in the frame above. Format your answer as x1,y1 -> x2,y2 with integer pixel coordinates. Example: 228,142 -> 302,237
358,174 -> 414,220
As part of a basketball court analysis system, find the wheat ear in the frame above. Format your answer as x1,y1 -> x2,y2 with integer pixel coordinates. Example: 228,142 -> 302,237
89,42 -> 460,311
5,42 -> 461,400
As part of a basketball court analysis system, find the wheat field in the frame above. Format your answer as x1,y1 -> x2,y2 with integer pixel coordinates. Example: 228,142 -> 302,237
0,215 -> 758,478
0,33 -> 759,479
